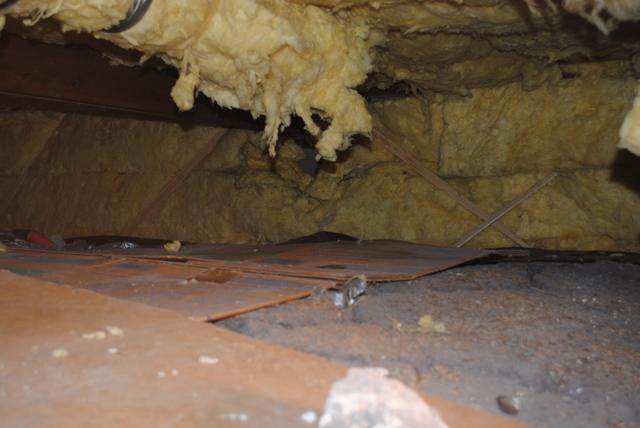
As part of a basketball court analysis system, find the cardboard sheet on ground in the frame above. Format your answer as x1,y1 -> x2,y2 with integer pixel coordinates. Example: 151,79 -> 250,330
76,239 -> 487,281
0,250 -> 333,320
0,240 -> 485,320
0,271 -> 530,428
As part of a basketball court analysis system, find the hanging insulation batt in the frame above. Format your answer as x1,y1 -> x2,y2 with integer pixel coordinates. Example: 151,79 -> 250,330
1,0 -> 379,161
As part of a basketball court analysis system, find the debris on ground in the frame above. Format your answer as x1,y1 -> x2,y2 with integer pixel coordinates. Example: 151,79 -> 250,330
389,314 -> 447,334
0,243 -> 6,252
496,395 -> 521,415
82,330 -> 107,340
164,240 -> 182,253
417,314 -> 447,334
300,410 -> 318,424
220,412 -> 249,422
333,275 -> 367,308
49,234 -> 66,250
220,261 -> 640,428
105,326 -> 124,337
198,356 -> 219,365
52,348 -> 69,359
107,347 -> 119,355
318,367 -> 449,428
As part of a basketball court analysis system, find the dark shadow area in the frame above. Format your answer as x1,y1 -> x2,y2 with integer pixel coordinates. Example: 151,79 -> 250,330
555,15 -> 640,62
610,149 -> 640,246
610,149 -> 640,196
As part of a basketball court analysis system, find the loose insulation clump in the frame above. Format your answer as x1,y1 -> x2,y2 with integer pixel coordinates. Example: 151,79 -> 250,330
2,0 -> 380,161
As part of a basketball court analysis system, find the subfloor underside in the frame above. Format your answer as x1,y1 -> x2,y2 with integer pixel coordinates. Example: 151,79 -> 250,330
0,239 -> 638,428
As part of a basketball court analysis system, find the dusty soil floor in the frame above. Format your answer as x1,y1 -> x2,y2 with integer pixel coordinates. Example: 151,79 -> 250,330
219,261 -> 640,428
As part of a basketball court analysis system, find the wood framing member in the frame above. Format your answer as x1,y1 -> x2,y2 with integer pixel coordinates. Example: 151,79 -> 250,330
0,32 -> 258,129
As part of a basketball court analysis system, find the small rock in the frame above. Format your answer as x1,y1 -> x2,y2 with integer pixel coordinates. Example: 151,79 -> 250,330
171,369 -> 179,376
496,395 -> 520,415
319,367 -> 449,428
107,347 -> 119,355
52,348 -> 69,359
157,371 -> 166,378
0,242 -> 7,252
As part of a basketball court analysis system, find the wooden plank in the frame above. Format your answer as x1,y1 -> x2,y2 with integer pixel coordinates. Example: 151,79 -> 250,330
46,240 -> 487,282
373,128 -> 529,248
0,270 -> 531,428
0,248 -> 333,320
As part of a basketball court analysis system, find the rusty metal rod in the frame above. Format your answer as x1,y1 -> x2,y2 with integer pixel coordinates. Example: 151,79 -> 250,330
373,128 -> 529,248
455,172 -> 557,247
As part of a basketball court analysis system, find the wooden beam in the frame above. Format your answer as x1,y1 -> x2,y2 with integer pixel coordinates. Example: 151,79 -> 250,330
0,33 -> 258,129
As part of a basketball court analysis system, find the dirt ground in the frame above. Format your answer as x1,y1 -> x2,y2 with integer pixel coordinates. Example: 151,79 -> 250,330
219,260 -> 640,428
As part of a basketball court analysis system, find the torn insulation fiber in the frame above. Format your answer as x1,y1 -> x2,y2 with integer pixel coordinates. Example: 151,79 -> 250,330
3,0 -> 380,161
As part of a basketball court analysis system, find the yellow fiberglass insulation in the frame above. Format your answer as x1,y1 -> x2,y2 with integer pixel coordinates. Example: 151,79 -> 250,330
619,86 -> 640,156
3,0 -> 378,161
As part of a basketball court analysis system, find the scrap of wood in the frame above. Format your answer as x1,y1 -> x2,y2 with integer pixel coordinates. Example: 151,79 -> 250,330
372,129 -> 528,248
455,172 -> 557,247
123,128 -> 229,234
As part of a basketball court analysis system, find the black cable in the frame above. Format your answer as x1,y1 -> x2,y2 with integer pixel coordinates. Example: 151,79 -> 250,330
0,0 -> 18,11
104,0 -> 152,33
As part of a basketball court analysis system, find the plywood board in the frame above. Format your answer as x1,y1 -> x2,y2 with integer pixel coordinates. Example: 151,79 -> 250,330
0,250 -> 331,320
0,270 -> 530,428
128,240 -> 487,281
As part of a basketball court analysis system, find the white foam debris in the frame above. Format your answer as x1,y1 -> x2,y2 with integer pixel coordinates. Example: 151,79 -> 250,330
221,412 -> 249,422
105,326 -> 124,337
82,331 -> 106,340
198,356 -> 219,365
52,348 -> 69,359
301,410 -> 318,424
